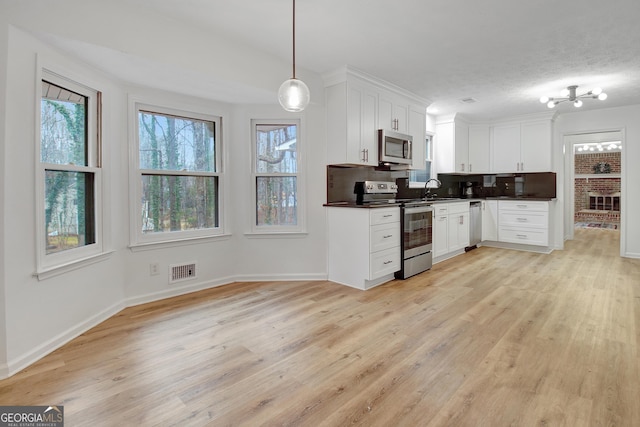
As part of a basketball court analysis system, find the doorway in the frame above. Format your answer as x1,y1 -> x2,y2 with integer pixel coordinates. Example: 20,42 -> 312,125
565,131 -> 623,248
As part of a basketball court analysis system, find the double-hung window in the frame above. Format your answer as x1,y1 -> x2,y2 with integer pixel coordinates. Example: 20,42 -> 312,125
134,104 -> 221,244
38,71 -> 102,272
409,132 -> 434,187
252,119 -> 304,233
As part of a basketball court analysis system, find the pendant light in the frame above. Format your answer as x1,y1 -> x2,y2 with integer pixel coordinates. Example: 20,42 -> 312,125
278,0 -> 310,112
539,85 -> 607,109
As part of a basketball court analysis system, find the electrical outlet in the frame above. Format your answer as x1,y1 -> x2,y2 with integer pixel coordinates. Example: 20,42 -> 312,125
150,262 -> 160,276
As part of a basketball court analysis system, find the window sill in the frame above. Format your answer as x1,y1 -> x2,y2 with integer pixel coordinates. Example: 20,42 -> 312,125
35,251 -> 115,281
244,231 -> 308,239
129,233 -> 232,252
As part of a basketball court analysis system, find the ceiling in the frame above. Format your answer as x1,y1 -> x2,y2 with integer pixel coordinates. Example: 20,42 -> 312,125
43,0 -> 640,121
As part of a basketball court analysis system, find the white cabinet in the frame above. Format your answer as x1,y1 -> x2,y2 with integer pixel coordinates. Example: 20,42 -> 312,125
498,200 -> 549,246
325,68 -> 428,167
326,78 -> 378,165
491,123 -> 521,173
468,124 -> 491,173
481,200 -> 498,241
408,105 -> 427,170
520,120 -> 552,172
433,202 -> 470,259
448,203 -> 470,252
433,204 -> 449,258
491,120 -> 552,173
435,115 -> 469,173
379,90 -> 409,133
327,207 -> 401,290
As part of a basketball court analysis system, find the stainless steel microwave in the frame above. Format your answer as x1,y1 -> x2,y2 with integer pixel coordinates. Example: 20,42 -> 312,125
378,129 -> 412,165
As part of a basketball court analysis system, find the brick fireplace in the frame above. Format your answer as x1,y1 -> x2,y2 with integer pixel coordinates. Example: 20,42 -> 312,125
574,152 -> 621,225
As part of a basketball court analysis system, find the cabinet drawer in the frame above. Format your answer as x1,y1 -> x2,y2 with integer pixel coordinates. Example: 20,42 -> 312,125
370,223 -> 401,252
448,202 -> 470,214
499,200 -> 549,212
370,208 -> 400,225
499,210 -> 548,228
499,227 -> 549,246
433,205 -> 449,216
370,247 -> 400,279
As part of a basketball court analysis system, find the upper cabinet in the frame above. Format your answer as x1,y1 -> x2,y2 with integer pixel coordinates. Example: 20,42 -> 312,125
491,119 -> 552,173
468,124 -> 491,173
434,114 -> 469,173
326,77 -> 379,166
324,67 -> 430,168
379,90 -> 409,133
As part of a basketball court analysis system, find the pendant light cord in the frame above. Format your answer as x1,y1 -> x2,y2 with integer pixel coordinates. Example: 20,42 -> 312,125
292,0 -> 296,79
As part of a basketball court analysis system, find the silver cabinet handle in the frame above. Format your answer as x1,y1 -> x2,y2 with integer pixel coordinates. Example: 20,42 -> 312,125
383,235 -> 393,238
383,260 -> 393,265
516,234 -> 527,239
516,218 -> 528,222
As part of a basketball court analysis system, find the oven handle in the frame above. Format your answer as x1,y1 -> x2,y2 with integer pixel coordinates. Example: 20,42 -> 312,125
404,206 -> 434,215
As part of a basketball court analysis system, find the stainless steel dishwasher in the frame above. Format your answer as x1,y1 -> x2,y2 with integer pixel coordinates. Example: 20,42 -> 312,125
466,201 -> 482,251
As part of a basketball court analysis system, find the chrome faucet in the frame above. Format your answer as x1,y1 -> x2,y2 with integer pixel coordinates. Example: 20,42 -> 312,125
424,178 -> 442,199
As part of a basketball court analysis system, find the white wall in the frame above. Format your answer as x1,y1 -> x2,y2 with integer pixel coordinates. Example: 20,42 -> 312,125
0,17 -> 9,373
0,2 -> 328,378
555,105 -> 640,258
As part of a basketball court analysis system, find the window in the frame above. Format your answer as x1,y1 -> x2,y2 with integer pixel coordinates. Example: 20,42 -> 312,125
252,120 -> 303,233
38,72 -> 102,271
409,133 -> 433,187
134,104 -> 221,244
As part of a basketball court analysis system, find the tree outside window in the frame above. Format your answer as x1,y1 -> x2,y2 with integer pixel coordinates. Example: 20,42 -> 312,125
253,121 -> 300,229
40,79 -> 97,255
137,108 -> 220,238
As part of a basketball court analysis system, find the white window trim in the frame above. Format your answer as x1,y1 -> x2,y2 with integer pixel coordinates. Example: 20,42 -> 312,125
250,118 -> 306,234
409,131 -> 434,189
35,63 -> 106,276
128,97 -> 225,247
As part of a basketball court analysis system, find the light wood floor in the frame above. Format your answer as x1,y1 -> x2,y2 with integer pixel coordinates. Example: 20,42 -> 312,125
1,228 -> 639,426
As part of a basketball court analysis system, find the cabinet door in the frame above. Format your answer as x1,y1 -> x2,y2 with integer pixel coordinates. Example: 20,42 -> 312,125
448,212 -> 469,251
492,124 -> 521,173
454,120 -> 469,172
434,121 -> 455,174
379,91 -> 408,133
520,121 -> 551,172
433,214 -> 449,257
481,200 -> 498,241
361,89 -> 378,165
408,105 -> 426,170
468,125 -> 490,173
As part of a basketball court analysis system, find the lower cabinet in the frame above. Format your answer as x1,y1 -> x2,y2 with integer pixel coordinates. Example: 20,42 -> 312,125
327,207 -> 401,290
481,200 -> 498,241
498,200 -> 549,246
433,202 -> 470,260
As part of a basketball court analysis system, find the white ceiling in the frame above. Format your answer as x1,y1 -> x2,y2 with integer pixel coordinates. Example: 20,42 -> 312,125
44,0 -> 640,121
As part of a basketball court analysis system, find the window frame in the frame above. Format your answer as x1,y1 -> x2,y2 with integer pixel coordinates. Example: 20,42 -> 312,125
250,118 -> 305,234
409,131 -> 434,188
130,100 -> 224,246
35,68 -> 104,275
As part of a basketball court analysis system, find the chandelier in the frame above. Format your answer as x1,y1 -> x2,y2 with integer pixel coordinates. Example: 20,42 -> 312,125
278,0 -> 310,112
539,85 -> 607,108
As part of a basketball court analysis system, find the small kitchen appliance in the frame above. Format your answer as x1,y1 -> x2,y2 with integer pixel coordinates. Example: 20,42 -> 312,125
378,129 -> 413,166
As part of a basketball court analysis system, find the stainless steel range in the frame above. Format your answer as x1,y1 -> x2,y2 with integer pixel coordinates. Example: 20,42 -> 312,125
396,201 -> 434,279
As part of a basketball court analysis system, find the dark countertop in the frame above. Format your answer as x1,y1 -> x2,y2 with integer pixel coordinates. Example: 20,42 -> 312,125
324,197 -> 555,208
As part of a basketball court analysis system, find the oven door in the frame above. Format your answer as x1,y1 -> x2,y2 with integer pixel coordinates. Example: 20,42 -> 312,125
403,206 -> 433,258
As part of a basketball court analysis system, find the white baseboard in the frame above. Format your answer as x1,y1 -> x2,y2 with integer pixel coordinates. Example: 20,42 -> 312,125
2,272 -> 328,379
124,275 -> 236,307
5,300 -> 125,379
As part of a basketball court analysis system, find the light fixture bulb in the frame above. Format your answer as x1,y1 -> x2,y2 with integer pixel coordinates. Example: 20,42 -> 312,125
574,99 -> 583,107
278,78 -> 311,112
592,87 -> 602,95
560,88 -> 570,97
539,96 -> 549,103
598,92 -> 608,100
547,100 -> 556,108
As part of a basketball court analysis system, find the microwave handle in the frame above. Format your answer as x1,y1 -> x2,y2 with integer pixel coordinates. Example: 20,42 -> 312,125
404,140 -> 412,160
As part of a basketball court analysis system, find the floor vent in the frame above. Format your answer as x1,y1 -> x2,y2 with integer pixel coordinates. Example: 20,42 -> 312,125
169,262 -> 197,283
